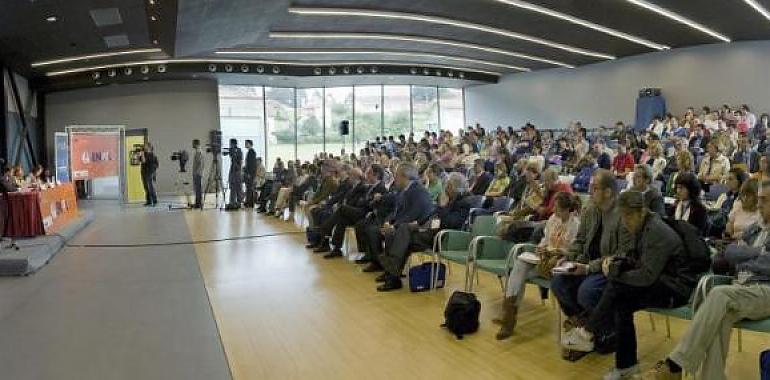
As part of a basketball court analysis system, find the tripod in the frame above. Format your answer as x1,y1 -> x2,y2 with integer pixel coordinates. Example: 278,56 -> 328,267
168,170 -> 193,210
202,153 -> 226,210
1,190 -> 20,252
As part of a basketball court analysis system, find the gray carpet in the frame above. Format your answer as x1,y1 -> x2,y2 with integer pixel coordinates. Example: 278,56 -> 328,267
0,202 -> 232,380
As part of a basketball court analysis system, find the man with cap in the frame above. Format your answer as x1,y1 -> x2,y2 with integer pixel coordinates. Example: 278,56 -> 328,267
561,190 -> 694,380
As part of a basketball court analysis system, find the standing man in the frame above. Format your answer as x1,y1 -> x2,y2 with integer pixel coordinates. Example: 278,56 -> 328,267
243,140 -> 257,208
140,141 -> 159,207
227,138 -> 244,209
192,139 -> 204,209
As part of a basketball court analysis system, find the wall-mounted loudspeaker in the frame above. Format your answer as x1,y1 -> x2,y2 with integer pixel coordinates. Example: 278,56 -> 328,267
339,120 -> 350,136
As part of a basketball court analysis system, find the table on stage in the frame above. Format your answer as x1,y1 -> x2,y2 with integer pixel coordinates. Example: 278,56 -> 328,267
1,183 -> 79,238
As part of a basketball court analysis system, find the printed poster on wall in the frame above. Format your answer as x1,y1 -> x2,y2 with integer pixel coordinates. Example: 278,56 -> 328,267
69,132 -> 120,180
54,132 -> 70,183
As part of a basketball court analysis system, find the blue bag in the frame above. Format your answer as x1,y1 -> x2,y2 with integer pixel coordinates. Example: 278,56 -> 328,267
762,350 -> 770,380
409,262 -> 446,292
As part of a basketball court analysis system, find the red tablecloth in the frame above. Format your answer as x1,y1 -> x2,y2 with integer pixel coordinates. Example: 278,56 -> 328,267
0,191 -> 45,238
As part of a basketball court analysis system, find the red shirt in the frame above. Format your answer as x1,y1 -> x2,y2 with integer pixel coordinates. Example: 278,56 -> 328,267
612,153 -> 635,174
536,182 -> 573,220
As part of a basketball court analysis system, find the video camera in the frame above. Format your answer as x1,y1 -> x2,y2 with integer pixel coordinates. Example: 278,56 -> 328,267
170,150 -> 189,172
130,144 -> 143,166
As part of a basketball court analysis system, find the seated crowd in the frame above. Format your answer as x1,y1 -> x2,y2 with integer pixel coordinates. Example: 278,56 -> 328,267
245,103 -> 770,380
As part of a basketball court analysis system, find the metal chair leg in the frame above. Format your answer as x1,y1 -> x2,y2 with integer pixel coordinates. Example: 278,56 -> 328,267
665,316 -> 671,338
737,328 -> 743,353
648,313 -> 657,332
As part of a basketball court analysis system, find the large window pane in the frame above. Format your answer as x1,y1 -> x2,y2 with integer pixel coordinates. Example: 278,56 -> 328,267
439,88 -> 465,134
296,88 -> 324,163
412,86 -> 439,134
218,85 -> 265,179
265,87 -> 296,168
324,87 -> 353,157
354,86 -> 382,151
383,85 -> 411,139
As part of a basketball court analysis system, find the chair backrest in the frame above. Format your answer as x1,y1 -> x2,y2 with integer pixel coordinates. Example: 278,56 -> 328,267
470,215 -> 497,238
706,183 -> 728,201
466,195 -> 485,209
615,178 -> 628,191
490,196 -> 514,212
652,180 -> 663,192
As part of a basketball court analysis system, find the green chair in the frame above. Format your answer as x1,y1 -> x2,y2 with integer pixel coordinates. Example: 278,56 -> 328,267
467,236 -> 516,292
433,215 -> 497,290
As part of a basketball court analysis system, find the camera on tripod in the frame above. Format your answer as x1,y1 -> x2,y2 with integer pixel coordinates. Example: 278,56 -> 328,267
170,150 -> 189,172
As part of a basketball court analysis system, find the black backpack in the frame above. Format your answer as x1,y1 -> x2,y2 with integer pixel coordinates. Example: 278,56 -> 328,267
663,218 -> 712,276
441,291 -> 481,340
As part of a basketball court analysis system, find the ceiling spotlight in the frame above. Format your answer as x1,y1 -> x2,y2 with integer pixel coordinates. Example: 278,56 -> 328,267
91,72 -> 101,80
356,66 -> 365,74
256,65 -> 265,73
149,0 -> 156,4
435,69 -> 442,76
208,64 -> 217,72
140,65 -> 150,74
157,64 -> 167,73
240,64 -> 249,73
328,67 -> 337,75
46,16 -> 58,23
123,67 -> 133,75
272,66 -> 280,74
423,68 -> 430,75
224,64 -> 234,72
447,71 -> 454,77
150,15 -> 158,21
107,69 -> 117,77
152,39 -> 159,45
342,66 -> 351,74
458,72 -> 465,79
409,67 -> 418,75
370,66 -> 378,73
313,67 -> 322,75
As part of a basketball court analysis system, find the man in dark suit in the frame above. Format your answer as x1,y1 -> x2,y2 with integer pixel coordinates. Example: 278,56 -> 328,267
469,159 -> 493,195
376,172 -> 474,291
353,182 -> 397,265
732,133 -> 761,173
314,167 -> 378,257
305,164 -> 352,238
243,140 -> 257,208
361,162 -> 435,273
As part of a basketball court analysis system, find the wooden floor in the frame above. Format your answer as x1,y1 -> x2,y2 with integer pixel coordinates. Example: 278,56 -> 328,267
186,210 -> 763,380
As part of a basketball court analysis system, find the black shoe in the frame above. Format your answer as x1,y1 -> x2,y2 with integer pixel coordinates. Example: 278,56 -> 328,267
362,262 -> 384,273
377,278 -> 403,292
305,243 -> 318,249
144,202 -> 152,206
354,258 -> 371,264
313,242 -> 331,253
323,249 -> 343,259
375,273 -> 390,282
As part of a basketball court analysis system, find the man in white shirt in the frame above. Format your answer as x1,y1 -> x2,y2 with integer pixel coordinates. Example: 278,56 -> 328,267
698,142 -> 731,186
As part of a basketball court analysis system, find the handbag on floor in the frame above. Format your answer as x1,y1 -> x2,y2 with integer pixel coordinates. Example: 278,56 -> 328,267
408,262 -> 446,292
761,350 -> 770,380
441,291 -> 480,340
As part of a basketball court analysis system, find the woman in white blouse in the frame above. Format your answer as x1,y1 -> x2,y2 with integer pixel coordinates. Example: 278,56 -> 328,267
495,192 -> 582,340
726,179 -> 761,239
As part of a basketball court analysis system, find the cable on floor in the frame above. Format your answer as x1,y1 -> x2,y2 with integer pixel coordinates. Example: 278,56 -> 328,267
61,231 -> 305,248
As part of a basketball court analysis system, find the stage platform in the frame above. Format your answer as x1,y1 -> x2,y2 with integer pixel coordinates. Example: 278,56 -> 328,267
0,212 -> 94,276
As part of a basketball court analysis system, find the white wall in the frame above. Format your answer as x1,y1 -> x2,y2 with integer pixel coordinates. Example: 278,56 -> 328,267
45,80 -> 219,193
465,40 -> 770,129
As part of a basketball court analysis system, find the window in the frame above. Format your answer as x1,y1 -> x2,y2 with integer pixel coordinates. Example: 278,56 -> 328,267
265,87 -> 296,168
324,87 -> 353,157
218,85 -> 264,178
353,86 -> 382,151
296,88 -> 324,163
439,88 -> 465,134
383,85 -> 411,139
412,86 -> 439,134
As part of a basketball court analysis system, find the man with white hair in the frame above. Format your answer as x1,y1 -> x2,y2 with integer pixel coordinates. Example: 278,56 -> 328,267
376,172 -> 474,291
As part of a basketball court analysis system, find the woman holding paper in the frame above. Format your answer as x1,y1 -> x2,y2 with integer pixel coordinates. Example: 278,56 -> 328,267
494,192 -> 581,340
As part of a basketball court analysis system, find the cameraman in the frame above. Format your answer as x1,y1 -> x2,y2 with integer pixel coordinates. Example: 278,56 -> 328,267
227,138 -> 244,208
140,142 -> 159,206
192,139 -> 204,209
243,140 -> 257,208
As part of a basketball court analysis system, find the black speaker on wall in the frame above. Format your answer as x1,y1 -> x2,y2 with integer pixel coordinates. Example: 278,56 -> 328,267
339,120 -> 350,136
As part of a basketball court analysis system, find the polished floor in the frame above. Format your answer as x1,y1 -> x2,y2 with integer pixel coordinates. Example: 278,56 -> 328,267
0,201 -> 763,379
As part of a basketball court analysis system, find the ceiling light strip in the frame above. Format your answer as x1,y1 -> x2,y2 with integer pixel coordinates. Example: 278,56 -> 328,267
743,0 -> 770,22
493,0 -> 668,50
31,48 -> 164,67
216,50 -> 530,71
269,32 -> 574,68
624,0 -> 730,42
45,59 -> 503,77
287,7 -> 615,60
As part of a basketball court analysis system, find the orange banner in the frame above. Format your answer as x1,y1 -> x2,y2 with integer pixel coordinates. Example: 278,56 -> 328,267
39,183 -> 79,234
70,133 -> 120,180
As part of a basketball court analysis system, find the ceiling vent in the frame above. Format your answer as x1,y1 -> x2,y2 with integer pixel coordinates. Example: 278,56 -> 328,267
90,8 -> 123,27
103,34 -> 130,48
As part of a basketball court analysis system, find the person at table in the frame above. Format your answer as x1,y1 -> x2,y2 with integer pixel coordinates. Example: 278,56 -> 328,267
698,142 -> 730,189
612,141 -> 635,178
140,141 -> 159,207
673,172 -> 708,233
12,166 -> 24,188
1,167 -> 18,192
644,181 -> 770,380
25,165 -> 44,188
629,164 -> 666,216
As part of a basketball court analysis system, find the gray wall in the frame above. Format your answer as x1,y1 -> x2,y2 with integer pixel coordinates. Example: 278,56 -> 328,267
45,80 -> 219,193
465,40 -> 770,129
